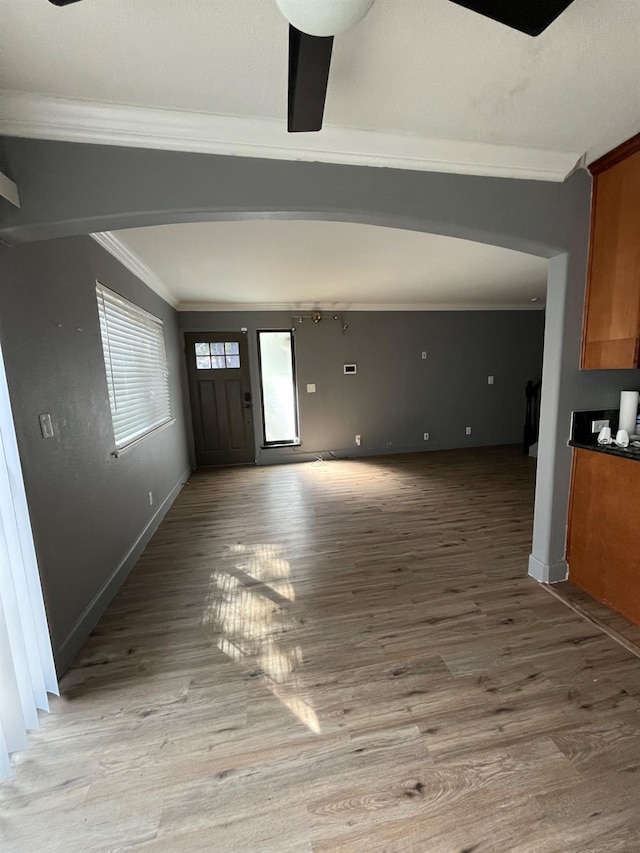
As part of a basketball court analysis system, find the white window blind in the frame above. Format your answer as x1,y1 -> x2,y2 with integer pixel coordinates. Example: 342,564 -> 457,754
96,284 -> 172,450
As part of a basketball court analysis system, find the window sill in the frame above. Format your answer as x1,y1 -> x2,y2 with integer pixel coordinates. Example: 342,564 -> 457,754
261,441 -> 301,450
111,419 -> 176,458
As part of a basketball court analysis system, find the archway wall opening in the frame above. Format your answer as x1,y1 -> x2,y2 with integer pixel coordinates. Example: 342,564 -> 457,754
1,136 -> 633,586
1,137 -> 572,256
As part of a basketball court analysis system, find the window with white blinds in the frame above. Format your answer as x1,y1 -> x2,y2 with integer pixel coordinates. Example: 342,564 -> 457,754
96,283 -> 172,450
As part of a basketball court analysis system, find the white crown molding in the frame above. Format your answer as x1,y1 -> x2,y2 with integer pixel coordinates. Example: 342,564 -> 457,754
90,232 -> 177,307
88,233 -> 546,314
86,234 -> 546,313
0,90 -> 582,183
176,301 -> 545,312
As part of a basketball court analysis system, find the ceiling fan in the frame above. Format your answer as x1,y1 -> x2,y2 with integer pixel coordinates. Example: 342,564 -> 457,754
48,0 -> 576,133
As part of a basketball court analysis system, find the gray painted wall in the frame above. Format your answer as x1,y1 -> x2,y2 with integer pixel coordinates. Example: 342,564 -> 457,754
0,235 -> 190,673
180,310 -> 545,462
0,137 -> 637,588
0,138 -> 579,255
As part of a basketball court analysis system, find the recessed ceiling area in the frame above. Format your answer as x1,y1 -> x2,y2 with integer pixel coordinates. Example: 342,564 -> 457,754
108,220 -> 548,310
0,0 -> 639,176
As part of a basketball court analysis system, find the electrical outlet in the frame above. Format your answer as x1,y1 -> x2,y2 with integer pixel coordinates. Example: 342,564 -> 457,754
591,418 -> 610,433
465,426 -> 472,435
148,491 -> 153,506
423,432 -> 429,441
355,434 -> 361,446
307,383 -> 316,393
421,351 -> 427,359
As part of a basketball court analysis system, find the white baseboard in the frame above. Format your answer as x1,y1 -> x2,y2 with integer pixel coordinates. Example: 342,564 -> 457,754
56,466 -> 191,675
256,438 -> 522,465
528,554 -> 568,584
258,439 -> 524,465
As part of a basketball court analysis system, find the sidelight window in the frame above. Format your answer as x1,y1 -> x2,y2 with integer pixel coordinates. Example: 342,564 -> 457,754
257,330 -> 299,446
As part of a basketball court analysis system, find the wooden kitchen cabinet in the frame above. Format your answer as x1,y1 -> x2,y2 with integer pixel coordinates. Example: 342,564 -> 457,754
567,448 -> 640,625
582,134 -> 640,369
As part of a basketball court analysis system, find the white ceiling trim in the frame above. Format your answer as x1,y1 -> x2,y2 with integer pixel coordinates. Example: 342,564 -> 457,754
177,301 -> 545,312
0,90 -> 583,183
90,231 -> 178,307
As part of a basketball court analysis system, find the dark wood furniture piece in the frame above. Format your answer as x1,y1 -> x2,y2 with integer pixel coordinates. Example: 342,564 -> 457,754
567,448 -> 640,626
582,133 -> 640,369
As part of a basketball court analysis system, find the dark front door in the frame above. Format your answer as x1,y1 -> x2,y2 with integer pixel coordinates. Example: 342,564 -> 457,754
185,332 -> 255,466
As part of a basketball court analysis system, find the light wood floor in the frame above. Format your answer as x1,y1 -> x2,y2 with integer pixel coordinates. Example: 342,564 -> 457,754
3,446 -> 640,852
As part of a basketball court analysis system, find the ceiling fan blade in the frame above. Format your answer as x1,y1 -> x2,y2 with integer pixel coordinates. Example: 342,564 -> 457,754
48,1 -> 85,5
288,25 -> 333,133
449,0 -> 575,36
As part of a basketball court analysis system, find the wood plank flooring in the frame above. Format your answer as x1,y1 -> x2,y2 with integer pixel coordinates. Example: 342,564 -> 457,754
3,446 -> 640,852
545,580 -> 640,660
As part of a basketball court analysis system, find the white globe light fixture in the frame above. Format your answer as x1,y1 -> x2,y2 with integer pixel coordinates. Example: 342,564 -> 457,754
275,0 -> 376,36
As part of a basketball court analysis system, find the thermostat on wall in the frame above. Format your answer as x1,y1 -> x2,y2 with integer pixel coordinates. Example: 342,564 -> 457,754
344,364 -> 357,375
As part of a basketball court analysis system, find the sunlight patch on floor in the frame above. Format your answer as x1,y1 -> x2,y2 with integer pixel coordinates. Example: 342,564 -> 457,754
202,544 -> 320,734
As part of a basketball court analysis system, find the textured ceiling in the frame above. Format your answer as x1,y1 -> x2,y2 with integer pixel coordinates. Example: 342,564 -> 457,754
1,0 -> 639,160
110,220 -> 549,309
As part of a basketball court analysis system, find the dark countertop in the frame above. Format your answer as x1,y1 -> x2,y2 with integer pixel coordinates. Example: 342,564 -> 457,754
569,439 -> 640,462
570,409 -> 640,461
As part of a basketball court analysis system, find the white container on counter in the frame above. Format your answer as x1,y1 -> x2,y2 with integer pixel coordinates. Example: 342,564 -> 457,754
619,390 -> 639,436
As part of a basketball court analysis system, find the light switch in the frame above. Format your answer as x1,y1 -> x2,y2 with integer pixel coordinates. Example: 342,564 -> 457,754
307,383 -> 316,393
488,375 -> 494,385
39,413 -> 54,439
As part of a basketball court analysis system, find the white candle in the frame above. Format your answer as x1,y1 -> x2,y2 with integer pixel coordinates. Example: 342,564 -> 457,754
619,390 -> 639,436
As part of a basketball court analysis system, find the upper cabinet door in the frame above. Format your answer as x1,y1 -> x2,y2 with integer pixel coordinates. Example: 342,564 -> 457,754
582,142 -> 640,370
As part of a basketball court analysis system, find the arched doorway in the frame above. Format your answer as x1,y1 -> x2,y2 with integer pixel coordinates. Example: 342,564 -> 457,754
0,136 -> 594,585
